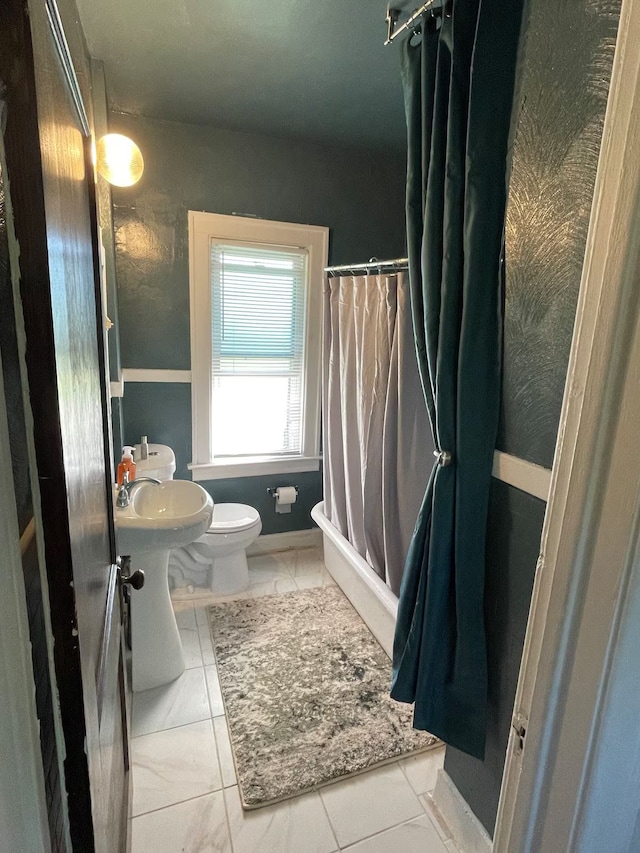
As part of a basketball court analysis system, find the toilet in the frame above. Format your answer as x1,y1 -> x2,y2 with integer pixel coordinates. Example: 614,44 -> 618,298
135,443 -> 262,594
183,503 -> 262,594
134,441 -> 177,481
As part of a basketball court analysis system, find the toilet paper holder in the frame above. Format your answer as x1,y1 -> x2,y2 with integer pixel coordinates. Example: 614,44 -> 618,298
267,486 -> 299,514
266,486 -> 299,498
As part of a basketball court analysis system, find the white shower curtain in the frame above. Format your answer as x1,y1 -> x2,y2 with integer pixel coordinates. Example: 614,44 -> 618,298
322,273 -> 433,595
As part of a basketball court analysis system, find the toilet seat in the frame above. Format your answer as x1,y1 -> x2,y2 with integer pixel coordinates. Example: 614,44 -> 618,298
207,502 -> 260,534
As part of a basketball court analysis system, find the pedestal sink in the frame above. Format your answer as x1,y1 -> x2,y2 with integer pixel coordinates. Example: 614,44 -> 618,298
115,480 -> 214,692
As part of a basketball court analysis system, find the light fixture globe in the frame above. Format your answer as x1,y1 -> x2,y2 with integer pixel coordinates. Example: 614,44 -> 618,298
96,133 -> 144,187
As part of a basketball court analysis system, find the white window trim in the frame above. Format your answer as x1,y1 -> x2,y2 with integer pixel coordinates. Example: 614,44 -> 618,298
188,211 -> 328,481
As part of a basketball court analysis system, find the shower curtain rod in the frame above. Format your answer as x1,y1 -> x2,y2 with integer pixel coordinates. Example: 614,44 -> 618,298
384,1 -> 446,45
324,257 -> 409,277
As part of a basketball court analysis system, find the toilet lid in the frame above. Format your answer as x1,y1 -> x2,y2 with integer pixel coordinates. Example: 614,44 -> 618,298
209,503 -> 260,533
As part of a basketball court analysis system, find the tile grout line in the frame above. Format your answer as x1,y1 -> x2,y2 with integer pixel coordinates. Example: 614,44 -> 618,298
336,811 -> 449,852
207,688 -> 226,792
210,707 -> 227,801
319,761 -> 429,851
132,715 -> 212,738
133,785 -> 439,852
131,714 -> 218,744
204,664 -> 216,719
196,608 -> 209,670
316,789 -> 341,852
397,756 -> 432,811
219,769 -> 236,853
131,783 -> 225,820
355,809 -> 434,847
132,789 -> 237,852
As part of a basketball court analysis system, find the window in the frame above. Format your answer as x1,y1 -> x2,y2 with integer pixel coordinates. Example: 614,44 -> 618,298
188,212 -> 328,479
210,243 -> 307,457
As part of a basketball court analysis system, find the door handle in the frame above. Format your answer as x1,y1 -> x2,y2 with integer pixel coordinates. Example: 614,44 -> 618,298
116,556 -> 145,590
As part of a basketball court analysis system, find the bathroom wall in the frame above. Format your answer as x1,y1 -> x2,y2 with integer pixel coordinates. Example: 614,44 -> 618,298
91,58 -> 124,465
444,0 -> 621,835
111,111 -> 406,533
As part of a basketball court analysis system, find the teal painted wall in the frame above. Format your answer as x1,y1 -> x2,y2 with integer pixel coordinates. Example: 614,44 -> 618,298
121,381 -> 322,533
112,112 -> 406,533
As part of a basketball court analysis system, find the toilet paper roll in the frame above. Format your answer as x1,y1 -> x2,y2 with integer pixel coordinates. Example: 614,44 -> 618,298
275,486 -> 297,514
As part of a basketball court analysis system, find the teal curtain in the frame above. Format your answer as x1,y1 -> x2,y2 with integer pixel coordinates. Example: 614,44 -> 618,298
390,0 -> 524,759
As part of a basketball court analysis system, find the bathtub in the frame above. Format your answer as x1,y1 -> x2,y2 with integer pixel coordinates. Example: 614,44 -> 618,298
311,501 -> 398,658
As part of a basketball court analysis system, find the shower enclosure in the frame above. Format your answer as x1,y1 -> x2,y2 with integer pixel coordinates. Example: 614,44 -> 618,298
313,261 -> 433,653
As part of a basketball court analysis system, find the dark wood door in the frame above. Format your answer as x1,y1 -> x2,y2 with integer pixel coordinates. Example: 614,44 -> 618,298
0,0 -> 129,850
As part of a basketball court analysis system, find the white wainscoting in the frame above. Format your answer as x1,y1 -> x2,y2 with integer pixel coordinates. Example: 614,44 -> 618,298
492,451 -> 552,502
115,368 -> 553,504
121,368 -> 192,383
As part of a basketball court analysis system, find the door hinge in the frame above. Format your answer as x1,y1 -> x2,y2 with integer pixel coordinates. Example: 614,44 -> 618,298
512,712 -> 528,754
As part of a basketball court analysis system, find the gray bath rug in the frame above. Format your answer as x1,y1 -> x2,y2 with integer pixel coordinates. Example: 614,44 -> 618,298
207,584 -> 439,808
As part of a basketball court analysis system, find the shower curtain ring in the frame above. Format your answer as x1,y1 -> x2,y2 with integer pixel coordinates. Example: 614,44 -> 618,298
434,450 -> 453,467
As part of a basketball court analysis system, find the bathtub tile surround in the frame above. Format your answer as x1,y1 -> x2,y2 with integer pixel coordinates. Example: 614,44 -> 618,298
131,548 -> 448,852
208,585 -> 438,806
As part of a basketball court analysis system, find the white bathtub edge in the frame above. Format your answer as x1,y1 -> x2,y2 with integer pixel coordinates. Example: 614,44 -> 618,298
311,501 -> 398,658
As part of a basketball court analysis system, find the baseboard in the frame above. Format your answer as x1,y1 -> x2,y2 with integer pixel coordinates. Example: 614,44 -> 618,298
246,528 -> 323,556
429,769 -> 493,853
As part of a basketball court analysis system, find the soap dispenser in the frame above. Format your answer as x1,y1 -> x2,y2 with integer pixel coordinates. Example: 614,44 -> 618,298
117,446 -> 136,487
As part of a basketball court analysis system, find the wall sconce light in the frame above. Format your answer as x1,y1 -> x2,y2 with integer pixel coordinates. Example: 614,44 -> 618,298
95,133 -> 144,187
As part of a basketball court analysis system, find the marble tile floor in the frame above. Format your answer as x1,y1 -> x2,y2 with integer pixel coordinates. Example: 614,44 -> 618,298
131,547 -> 451,853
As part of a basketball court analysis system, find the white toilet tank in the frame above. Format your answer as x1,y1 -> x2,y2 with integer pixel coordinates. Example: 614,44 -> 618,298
133,443 -> 176,481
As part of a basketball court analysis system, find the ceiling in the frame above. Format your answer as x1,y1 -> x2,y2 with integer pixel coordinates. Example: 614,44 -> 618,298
76,0 -> 414,152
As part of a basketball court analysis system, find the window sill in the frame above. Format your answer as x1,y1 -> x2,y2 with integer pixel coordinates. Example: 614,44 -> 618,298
188,456 -> 321,481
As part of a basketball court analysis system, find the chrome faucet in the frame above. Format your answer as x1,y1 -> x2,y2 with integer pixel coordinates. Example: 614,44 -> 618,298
116,471 -> 162,508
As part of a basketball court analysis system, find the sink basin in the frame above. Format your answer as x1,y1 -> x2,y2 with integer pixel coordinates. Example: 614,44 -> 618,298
115,480 -> 214,555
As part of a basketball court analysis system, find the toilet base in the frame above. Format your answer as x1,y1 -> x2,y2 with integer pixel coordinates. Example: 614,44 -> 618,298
210,550 -> 250,595
168,512 -> 261,594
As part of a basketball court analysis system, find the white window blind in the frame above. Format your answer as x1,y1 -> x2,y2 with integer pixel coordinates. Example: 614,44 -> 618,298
210,241 -> 308,458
